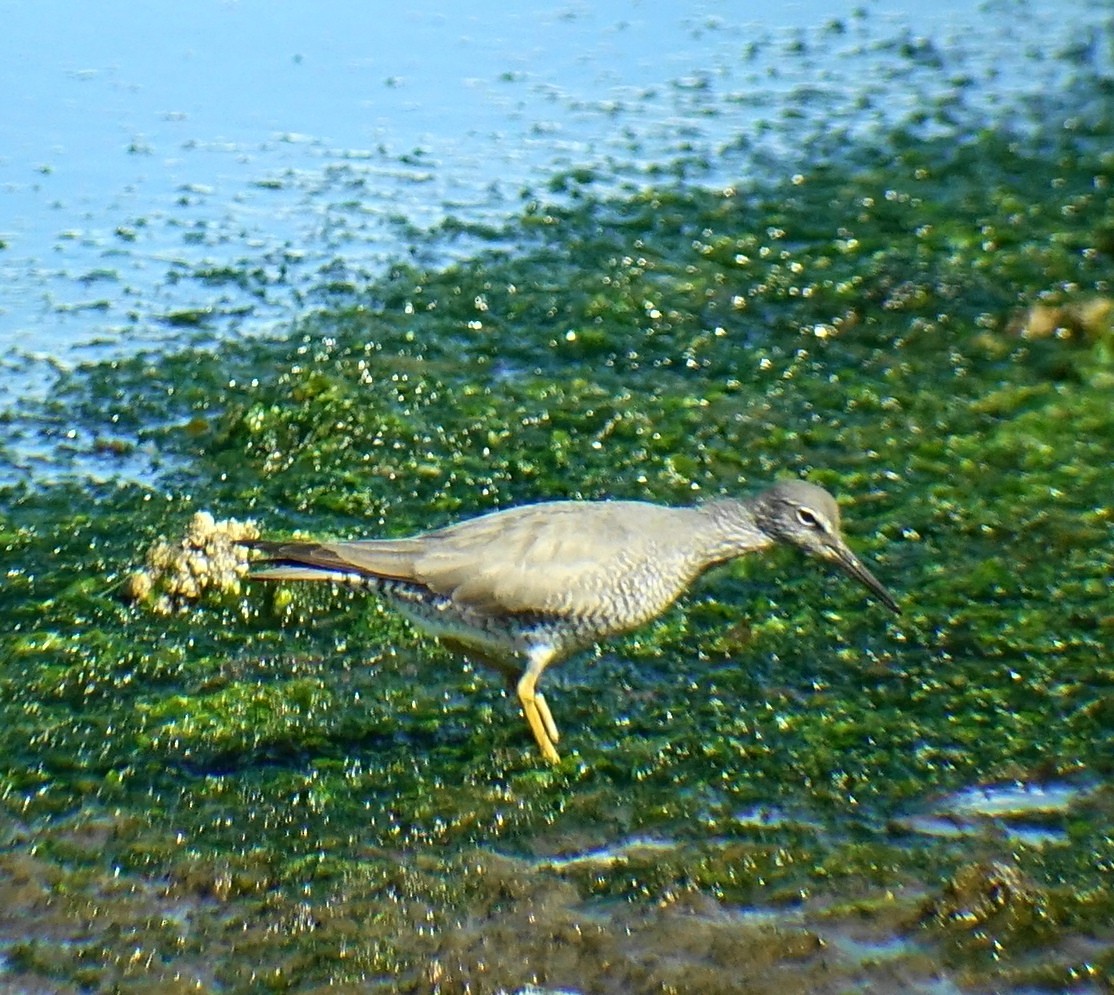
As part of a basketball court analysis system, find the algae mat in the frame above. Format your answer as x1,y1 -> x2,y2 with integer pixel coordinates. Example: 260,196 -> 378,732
1,67 -> 1113,995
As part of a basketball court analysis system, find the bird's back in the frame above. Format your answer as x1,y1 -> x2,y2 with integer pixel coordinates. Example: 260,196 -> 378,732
255,499 -> 717,633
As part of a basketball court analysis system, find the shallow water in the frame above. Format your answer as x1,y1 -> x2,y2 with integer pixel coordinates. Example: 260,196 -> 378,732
2,1 -> 1107,375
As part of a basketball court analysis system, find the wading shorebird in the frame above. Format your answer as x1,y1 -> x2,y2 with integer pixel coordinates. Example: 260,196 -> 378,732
246,480 -> 899,763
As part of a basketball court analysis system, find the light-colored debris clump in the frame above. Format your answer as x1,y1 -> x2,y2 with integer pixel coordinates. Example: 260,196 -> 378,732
1008,296 -> 1112,342
124,511 -> 259,614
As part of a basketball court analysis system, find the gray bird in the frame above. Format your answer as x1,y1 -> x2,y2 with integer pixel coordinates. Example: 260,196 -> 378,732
246,480 -> 899,763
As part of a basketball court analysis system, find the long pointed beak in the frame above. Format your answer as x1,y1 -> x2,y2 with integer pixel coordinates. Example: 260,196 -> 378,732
828,542 -> 901,614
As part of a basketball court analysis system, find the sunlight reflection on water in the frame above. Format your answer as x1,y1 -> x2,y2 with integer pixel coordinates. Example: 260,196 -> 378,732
1,0 -> 1105,377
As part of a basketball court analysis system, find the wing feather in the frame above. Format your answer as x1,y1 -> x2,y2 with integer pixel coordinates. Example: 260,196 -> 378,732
411,501 -> 704,615
249,501 -> 708,618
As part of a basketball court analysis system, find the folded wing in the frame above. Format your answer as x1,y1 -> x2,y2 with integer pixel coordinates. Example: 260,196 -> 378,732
248,500 -> 706,621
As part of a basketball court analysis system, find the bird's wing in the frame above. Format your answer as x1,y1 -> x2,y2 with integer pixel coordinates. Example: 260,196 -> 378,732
410,501 -> 703,617
250,501 -> 706,619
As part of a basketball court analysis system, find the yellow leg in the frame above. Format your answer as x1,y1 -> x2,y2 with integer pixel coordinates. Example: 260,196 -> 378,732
535,691 -> 560,745
518,648 -> 560,764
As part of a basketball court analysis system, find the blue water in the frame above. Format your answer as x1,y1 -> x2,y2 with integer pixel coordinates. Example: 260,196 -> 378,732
0,0 -> 1108,382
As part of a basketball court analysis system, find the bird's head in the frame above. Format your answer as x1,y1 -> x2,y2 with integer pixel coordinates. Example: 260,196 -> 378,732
753,480 -> 900,614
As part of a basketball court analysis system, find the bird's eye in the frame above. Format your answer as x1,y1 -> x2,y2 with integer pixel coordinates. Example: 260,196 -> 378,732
797,507 -> 822,529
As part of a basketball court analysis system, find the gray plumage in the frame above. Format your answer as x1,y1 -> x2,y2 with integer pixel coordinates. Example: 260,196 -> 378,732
246,480 -> 899,763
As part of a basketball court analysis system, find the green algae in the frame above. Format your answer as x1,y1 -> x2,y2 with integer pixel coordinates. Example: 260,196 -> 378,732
2,77 -> 1114,995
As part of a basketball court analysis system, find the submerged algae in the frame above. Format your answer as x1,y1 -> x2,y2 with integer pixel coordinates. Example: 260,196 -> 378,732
1,102 -> 1114,992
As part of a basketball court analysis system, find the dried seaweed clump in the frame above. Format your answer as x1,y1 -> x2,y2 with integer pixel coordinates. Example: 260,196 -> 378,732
124,511 -> 259,614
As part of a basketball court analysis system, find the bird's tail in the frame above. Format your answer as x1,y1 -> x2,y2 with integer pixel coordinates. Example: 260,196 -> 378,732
239,539 -> 372,585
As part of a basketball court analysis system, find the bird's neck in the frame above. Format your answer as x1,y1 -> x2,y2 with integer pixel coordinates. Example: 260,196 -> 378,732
698,498 -> 775,565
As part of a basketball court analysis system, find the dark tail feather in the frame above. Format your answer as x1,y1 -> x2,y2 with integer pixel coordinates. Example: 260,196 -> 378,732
239,539 -> 370,584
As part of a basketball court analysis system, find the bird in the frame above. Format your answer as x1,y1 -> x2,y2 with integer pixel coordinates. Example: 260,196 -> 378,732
244,479 -> 899,764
